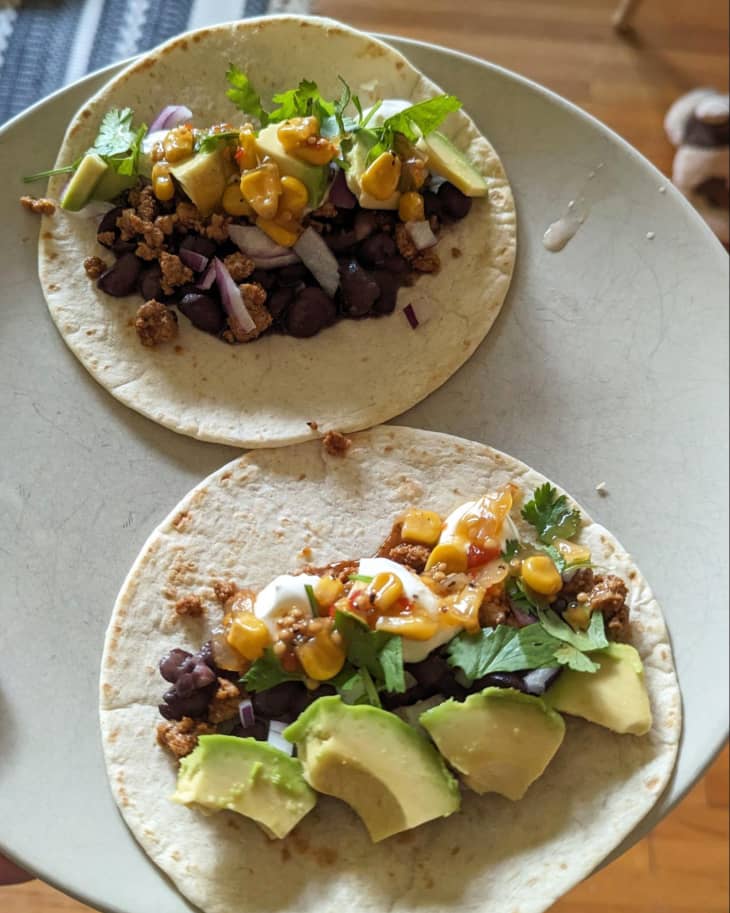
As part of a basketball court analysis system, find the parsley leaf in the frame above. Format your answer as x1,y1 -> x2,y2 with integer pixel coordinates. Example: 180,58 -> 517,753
383,95 -> 461,143
90,108 -> 139,157
501,539 -> 522,561
521,483 -> 582,545
378,636 -> 405,694
446,624 -> 561,684
553,644 -> 601,673
269,79 -> 335,124
332,665 -> 382,707
505,575 -> 546,616
241,648 -> 303,691
334,610 -> 406,693
110,122 -> 147,176
537,607 -> 608,654
196,130 -> 239,154
226,65 -> 269,125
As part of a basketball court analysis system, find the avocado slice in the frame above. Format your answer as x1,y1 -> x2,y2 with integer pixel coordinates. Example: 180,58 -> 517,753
256,123 -> 330,208
171,735 -> 316,839
60,153 -> 108,211
169,148 -> 236,217
344,134 -> 400,210
544,643 -> 653,736
421,131 -> 488,197
284,696 -> 460,842
92,169 -> 137,202
420,688 -> 565,800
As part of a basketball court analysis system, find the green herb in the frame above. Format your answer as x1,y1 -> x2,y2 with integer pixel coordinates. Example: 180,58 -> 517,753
521,483 -> 581,545
366,95 -> 461,163
333,665 -> 382,707
447,624 -> 561,684
505,575 -> 545,615
347,574 -> 373,583
110,121 -> 147,176
226,64 -> 269,125
537,608 -> 608,672
23,163 -> 79,183
304,584 -> 319,618
241,648 -> 303,691
377,636 -> 405,694
334,610 -> 406,693
196,129 -> 239,153
269,79 -> 335,124
501,539 -> 522,561
535,542 -> 567,574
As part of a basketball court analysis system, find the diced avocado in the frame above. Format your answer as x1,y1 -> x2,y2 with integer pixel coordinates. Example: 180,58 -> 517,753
171,735 -> 316,839
344,134 -> 399,210
255,123 -> 329,208
420,131 -> 488,197
544,643 -> 653,736
420,688 -> 565,800
284,696 -> 460,842
92,169 -> 137,202
169,149 -> 236,217
60,153 -> 108,211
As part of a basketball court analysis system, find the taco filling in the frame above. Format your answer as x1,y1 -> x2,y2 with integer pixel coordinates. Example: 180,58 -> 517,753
155,482 -> 652,842
27,71 -> 485,347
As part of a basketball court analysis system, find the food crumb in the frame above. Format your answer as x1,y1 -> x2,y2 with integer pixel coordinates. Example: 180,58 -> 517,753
20,195 -> 55,215
658,185 -> 667,194
595,481 -> 608,496
646,231 -> 656,240
451,247 -> 462,258
307,421 -> 319,431
83,256 -> 108,279
135,299 -> 178,347
322,431 -> 351,456
213,580 -> 238,604
298,546 -> 313,560
174,594 -> 204,617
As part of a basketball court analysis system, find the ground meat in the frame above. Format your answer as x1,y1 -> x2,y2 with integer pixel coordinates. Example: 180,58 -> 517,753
159,251 -> 193,294
132,185 -> 159,223
204,213 -> 230,242
156,717 -> 214,759
83,256 -> 107,279
224,251 -> 255,282
322,431 -> 351,456
213,580 -> 239,604
559,568 -> 630,641
135,299 -> 178,347
155,214 -> 176,235
395,222 -> 418,260
20,195 -> 56,215
480,585 -> 510,627
560,567 -> 595,598
175,201 -> 202,232
207,677 -> 241,724
412,249 -> 441,273
97,231 -> 115,247
117,208 -> 147,241
174,594 -> 204,617
307,420 -> 319,431
299,559 -> 359,583
135,242 -> 160,261
224,283 -> 271,342
387,542 -> 431,574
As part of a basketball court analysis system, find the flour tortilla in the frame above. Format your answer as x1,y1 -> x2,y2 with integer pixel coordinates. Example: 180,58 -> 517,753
39,16 -> 516,448
100,426 -> 680,913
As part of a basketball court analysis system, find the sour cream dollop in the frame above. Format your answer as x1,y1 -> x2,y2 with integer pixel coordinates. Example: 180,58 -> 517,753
253,574 -> 321,638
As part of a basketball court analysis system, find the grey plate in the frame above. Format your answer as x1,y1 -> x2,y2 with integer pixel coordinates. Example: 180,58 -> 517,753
0,34 -> 727,913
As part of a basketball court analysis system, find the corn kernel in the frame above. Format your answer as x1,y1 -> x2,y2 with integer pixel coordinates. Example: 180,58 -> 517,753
313,575 -> 345,609
240,162 -> 281,219
361,151 -> 402,201
222,183 -> 254,216
277,117 -> 320,152
521,554 -> 563,596
226,611 -> 271,661
401,508 -> 443,547
375,614 -> 439,640
368,572 -> 404,614
564,602 -> 592,631
256,216 -> 300,247
293,140 -> 338,166
296,631 -> 346,680
425,542 -> 468,573
279,175 -> 309,219
152,174 -> 175,202
163,126 -> 193,164
237,124 -> 258,170
398,191 -> 425,223
554,538 -> 591,565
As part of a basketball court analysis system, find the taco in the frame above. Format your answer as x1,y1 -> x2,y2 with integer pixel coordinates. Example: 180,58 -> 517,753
33,17 -> 516,448
100,426 -> 680,913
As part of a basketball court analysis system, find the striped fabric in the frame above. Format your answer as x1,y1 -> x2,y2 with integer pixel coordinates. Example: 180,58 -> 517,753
0,0 -> 310,124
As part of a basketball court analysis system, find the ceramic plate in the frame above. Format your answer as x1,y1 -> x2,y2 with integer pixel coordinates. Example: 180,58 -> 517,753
0,33 -> 727,913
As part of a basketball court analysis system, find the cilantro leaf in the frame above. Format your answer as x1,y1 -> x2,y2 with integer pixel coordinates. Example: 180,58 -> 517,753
241,648 -> 303,691
90,108 -> 138,157
347,574 -> 373,583
521,483 -> 582,545
23,163 -> 79,183
111,122 -> 147,176
196,130 -> 239,154
505,575 -> 546,616
378,636 -> 405,694
446,624 -> 561,684
553,644 -> 601,673
332,665 -> 381,707
537,607 -> 609,653
501,539 -> 522,561
535,543 -> 567,574
269,79 -> 335,124
304,584 -> 319,617
383,95 -> 461,143
226,65 -> 269,125
334,610 -> 405,693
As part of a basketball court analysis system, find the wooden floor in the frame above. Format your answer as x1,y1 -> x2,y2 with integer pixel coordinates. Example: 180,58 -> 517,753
2,1 -> 728,911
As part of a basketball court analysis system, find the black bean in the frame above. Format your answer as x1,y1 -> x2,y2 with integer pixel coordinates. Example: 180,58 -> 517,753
179,235 -> 217,259
276,263 -> 309,286
469,672 -> 527,694
370,270 -> 401,315
353,210 -> 377,241
382,254 -> 409,274
324,230 -> 358,253
192,661 -> 216,689
438,182 -> 472,220
179,292 -> 226,335
233,720 -> 270,741
198,641 -> 217,670
407,655 -> 452,691
97,252 -> 142,297
339,260 -> 380,317
252,682 -> 303,720
250,268 -> 277,291
97,206 -> 123,244
160,687 -> 211,720
286,288 -> 336,338
175,672 -> 195,698
159,648 -> 193,683
380,683 -> 427,710
139,263 -> 163,300
358,232 -> 396,268
267,287 -> 294,319
422,190 -> 442,220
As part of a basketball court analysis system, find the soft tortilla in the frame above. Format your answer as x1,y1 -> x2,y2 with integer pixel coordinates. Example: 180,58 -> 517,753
39,16 -> 516,448
100,426 -> 680,913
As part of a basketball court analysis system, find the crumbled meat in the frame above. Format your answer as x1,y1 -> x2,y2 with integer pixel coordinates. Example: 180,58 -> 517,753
480,585 -> 511,627
224,283 -> 271,342
387,542 -> 431,573
129,185 -> 158,222
322,431 -> 351,456
155,214 -> 176,235
135,242 -> 160,261
312,200 -> 338,219
142,223 -> 165,250
207,677 -> 241,724
174,594 -> 204,617
560,567 -> 595,598
395,222 -> 418,260
97,231 -> 115,247
20,195 -> 55,215
559,569 -> 631,641
299,560 -> 359,583
412,249 -> 441,273
204,213 -> 230,242
213,580 -> 239,604
83,256 -> 107,279
159,251 -> 193,294
157,717 -> 214,759
175,201 -> 202,232
117,208 -> 147,241
135,299 -> 178,347
224,251 -> 255,282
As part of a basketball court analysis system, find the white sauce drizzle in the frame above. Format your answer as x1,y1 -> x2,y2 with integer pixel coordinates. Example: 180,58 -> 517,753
542,212 -> 585,252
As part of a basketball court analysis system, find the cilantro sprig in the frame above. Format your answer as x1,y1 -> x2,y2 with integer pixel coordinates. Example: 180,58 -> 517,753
334,610 -> 405,695
242,648 -> 304,691
521,484 -> 582,545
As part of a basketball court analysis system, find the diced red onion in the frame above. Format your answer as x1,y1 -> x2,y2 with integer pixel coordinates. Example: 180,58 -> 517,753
406,220 -> 438,251
196,260 -> 216,290
267,720 -> 294,756
254,253 -> 301,269
523,667 -> 561,695
228,224 -> 301,268
403,303 -> 419,329
179,248 -> 209,272
328,168 -> 357,209
353,210 -> 377,241
293,227 -> 340,297
512,607 -> 537,628
239,698 -> 255,729
148,105 -> 193,133
214,257 -> 255,334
